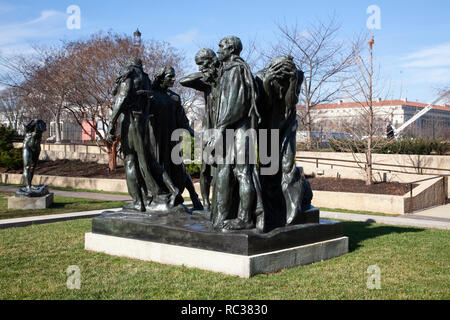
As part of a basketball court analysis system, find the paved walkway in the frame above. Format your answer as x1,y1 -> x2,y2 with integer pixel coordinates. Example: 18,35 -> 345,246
409,203 -> 450,220
0,208 -> 122,229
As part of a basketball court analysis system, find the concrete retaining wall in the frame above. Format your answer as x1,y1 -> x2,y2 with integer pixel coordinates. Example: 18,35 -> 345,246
297,151 -> 449,175
12,144 -> 448,182
2,172 -> 446,215
311,190 -> 404,215
311,176 -> 448,215
0,173 -> 127,193
13,142 -> 122,165
297,151 -> 450,194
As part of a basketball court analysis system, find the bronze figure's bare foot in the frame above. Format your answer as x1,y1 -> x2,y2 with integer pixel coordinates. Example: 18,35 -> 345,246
124,202 -> 145,212
222,219 -> 255,231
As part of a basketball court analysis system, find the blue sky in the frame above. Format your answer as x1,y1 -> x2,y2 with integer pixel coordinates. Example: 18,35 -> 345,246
0,0 -> 449,102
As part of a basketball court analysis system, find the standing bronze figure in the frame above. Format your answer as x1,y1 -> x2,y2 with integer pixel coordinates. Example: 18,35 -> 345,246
255,55 -> 312,230
107,57 -> 179,212
182,44 -> 313,232
149,66 -> 202,209
17,119 -> 47,196
208,36 -> 263,230
180,48 -> 221,211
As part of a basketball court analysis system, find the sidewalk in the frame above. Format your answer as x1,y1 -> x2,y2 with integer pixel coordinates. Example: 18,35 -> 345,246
408,203 -> 450,220
0,208 -> 122,230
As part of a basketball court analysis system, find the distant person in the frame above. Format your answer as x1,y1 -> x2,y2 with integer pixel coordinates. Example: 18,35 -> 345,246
386,121 -> 395,139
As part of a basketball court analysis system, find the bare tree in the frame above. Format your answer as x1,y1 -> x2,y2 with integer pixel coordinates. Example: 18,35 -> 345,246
28,48 -> 73,143
0,87 -> 26,131
269,16 -> 357,149
331,36 -> 394,185
0,46 -> 72,141
62,31 -> 187,170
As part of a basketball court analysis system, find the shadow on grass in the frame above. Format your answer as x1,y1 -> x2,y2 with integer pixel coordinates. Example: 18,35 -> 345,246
342,221 -> 425,252
49,202 -> 67,209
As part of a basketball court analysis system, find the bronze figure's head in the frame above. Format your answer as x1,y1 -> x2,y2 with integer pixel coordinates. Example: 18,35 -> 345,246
217,36 -> 242,62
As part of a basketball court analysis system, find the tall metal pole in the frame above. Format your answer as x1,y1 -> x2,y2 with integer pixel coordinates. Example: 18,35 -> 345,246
133,28 -> 142,57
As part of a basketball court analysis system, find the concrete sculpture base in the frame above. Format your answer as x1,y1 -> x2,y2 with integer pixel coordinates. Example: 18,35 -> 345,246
85,209 -> 348,277
8,193 -> 54,210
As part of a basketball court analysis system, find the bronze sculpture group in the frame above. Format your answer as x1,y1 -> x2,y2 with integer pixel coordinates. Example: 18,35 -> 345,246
107,36 -> 312,233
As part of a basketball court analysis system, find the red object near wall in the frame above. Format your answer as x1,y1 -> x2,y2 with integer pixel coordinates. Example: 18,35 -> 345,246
82,120 -> 97,141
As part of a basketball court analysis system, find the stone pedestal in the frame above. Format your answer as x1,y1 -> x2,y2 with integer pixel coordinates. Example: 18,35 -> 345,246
85,208 -> 348,277
85,232 -> 348,278
8,193 -> 54,210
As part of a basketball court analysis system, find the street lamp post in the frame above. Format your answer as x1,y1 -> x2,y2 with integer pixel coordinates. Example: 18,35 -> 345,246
133,28 -> 142,57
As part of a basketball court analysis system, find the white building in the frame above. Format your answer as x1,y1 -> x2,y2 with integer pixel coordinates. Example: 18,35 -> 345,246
297,99 -> 450,138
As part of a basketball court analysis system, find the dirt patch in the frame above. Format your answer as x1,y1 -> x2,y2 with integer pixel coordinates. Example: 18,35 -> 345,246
0,159 -> 201,182
0,159 -> 126,179
1,160 -> 413,195
309,176 -> 413,196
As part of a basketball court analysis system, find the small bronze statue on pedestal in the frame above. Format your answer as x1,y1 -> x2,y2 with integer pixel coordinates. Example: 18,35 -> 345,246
16,119 -> 49,197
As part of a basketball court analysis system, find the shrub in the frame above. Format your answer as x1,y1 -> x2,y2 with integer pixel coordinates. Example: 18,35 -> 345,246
0,126 -> 18,151
0,148 -> 22,170
185,163 -> 201,178
328,137 -> 449,155
0,126 -> 23,170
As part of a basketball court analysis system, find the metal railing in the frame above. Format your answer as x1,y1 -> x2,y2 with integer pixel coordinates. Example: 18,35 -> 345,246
296,155 -> 450,176
406,175 -> 449,214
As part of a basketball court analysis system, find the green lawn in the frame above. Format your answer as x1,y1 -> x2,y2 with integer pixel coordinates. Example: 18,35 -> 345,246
0,218 -> 448,299
0,191 -> 124,220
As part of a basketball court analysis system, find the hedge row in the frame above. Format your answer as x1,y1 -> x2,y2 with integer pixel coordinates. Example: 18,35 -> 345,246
185,163 -> 201,178
0,126 -> 23,169
328,137 -> 449,155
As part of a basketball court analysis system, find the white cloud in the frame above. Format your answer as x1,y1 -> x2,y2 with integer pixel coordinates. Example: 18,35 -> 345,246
0,2 -> 15,14
169,28 -> 199,45
296,29 -> 311,39
26,10 -> 64,25
0,9 -> 67,54
400,43 -> 450,68
404,68 -> 450,85
396,43 -> 450,87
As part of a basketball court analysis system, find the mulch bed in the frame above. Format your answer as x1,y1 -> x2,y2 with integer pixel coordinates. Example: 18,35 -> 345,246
0,159 -> 126,180
308,176 -> 412,196
1,159 -> 413,195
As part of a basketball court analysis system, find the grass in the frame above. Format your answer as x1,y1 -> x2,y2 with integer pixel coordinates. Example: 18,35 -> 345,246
0,218 -> 448,299
0,191 -> 124,220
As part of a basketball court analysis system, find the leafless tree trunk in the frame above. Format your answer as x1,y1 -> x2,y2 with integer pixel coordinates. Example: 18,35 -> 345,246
0,87 -> 26,131
62,31 -> 187,170
269,16 -> 357,149
331,36 -> 394,185
0,46 -> 70,142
